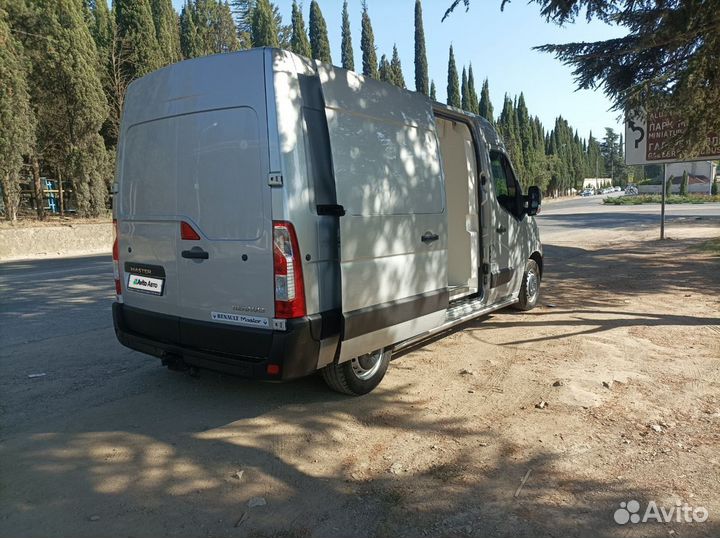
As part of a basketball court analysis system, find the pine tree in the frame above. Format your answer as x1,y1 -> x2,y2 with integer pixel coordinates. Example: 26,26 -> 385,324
446,45 -> 460,108
461,66 -> 469,111
360,1 -> 378,79
390,44 -> 405,89
478,78 -> 493,122
429,79 -> 436,100
251,0 -> 278,47
378,54 -> 391,83
340,0 -> 354,70
151,0 -> 181,65
467,63 -> 478,114
413,0 -> 428,95
115,0 -> 162,79
290,1 -> 311,57
307,1 -> 331,63
0,8 -> 35,221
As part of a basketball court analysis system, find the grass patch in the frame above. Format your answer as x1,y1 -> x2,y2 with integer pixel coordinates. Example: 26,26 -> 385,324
604,194 -> 720,205
693,237 -> 720,256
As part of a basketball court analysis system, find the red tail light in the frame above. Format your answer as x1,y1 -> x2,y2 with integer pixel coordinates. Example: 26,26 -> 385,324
112,219 -> 123,303
273,221 -> 306,319
180,221 -> 201,240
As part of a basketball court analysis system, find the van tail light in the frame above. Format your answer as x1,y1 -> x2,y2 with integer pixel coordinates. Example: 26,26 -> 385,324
273,221 -> 306,319
180,221 -> 201,240
112,219 -> 123,303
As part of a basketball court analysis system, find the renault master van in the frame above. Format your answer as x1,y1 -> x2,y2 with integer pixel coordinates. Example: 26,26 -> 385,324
112,48 -> 543,395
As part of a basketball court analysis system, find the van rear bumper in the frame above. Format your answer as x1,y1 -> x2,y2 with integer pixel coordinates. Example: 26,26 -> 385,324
112,303 -> 335,380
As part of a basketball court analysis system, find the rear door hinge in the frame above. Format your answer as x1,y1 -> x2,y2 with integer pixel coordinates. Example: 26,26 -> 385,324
482,263 -> 490,275
268,173 -> 283,187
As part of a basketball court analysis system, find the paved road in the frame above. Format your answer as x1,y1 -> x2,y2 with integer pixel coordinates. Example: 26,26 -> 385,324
538,195 -> 720,241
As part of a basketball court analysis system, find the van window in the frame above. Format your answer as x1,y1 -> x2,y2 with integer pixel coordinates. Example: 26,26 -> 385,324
490,150 -> 521,217
121,107 -> 264,241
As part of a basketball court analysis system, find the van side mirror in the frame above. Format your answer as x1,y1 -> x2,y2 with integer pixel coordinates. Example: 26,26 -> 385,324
525,186 -> 541,216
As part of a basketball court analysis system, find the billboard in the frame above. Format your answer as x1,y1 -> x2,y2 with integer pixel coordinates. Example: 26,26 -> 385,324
625,111 -> 720,165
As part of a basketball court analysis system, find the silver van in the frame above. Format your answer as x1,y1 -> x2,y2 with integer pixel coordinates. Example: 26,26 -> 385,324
112,48 -> 543,395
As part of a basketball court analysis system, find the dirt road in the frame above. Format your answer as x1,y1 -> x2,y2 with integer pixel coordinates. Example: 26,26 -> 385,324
1,203 -> 719,538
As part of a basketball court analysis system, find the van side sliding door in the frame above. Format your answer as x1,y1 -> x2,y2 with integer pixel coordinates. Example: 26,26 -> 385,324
316,65 -> 449,361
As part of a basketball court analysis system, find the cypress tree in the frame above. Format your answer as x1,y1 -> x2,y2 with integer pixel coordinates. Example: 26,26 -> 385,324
180,1 -> 199,58
390,44 -> 405,89
478,77 -> 493,122
467,63 -> 478,114
251,0 -> 278,47
378,54 -> 391,83
340,0 -> 354,70
115,0 -> 162,79
360,1 -> 378,79
712,176 -> 718,195
151,0 -> 181,65
679,170 -> 688,196
461,66 -> 469,111
290,0 -> 311,57
429,79 -> 436,100
0,8 -> 35,221
30,0 -> 110,216
89,0 -> 114,64
308,1 -> 331,63
413,0 -> 428,95
446,45 -> 460,108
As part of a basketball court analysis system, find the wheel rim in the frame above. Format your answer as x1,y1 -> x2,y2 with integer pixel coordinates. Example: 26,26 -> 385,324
526,269 -> 539,301
351,349 -> 384,380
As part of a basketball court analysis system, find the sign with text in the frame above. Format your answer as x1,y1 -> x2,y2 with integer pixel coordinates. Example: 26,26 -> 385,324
625,111 -> 720,165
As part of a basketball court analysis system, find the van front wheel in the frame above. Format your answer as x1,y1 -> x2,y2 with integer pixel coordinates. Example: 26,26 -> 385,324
321,348 -> 391,395
514,259 -> 541,311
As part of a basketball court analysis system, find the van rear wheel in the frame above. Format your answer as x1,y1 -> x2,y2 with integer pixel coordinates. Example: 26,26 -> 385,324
514,259 -> 540,311
321,348 -> 391,395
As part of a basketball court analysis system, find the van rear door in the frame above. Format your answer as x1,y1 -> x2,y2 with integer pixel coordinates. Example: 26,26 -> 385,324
117,51 -> 274,333
316,65 -> 449,361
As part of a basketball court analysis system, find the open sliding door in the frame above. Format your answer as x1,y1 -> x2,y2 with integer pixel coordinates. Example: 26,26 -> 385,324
316,65 -> 449,361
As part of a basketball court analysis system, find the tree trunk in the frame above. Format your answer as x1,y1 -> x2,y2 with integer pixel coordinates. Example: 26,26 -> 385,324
58,168 -> 65,216
32,155 -> 45,220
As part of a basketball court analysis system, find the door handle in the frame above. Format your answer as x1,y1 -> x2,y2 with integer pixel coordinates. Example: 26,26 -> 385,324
181,248 -> 209,260
496,225 -> 507,234
421,232 -> 440,244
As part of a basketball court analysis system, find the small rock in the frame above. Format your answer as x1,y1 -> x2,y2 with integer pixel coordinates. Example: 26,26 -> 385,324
232,470 -> 244,480
430,445 -> 438,450
389,462 -> 404,475
478,442 -> 488,447
247,497 -> 266,508
552,380 -> 563,387
459,369 -> 475,376
650,424 -> 663,433
545,303 -> 557,308
88,515 -> 100,522
28,373 -> 47,379
535,401 -> 548,409
602,381 -> 612,389
467,389 -> 475,394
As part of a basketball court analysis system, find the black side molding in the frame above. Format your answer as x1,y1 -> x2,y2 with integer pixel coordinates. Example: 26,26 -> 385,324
343,288 -> 449,340
490,267 -> 515,288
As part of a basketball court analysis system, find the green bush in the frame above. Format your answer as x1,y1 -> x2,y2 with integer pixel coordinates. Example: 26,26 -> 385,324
603,194 -> 720,205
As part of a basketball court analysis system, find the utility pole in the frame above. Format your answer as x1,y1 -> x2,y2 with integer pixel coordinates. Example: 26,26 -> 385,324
660,163 -> 666,239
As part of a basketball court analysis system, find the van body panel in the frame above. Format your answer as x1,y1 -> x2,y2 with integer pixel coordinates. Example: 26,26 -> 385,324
117,50 -> 275,325
315,64 -> 449,358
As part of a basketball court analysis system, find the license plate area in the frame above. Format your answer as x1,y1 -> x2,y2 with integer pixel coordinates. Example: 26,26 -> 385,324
125,262 -> 166,296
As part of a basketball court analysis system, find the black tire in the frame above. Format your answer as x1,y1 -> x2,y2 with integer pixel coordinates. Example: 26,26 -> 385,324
513,259 -> 541,311
321,348 -> 391,395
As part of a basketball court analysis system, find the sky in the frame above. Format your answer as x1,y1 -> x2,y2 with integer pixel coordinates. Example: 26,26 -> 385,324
171,0 -> 627,141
